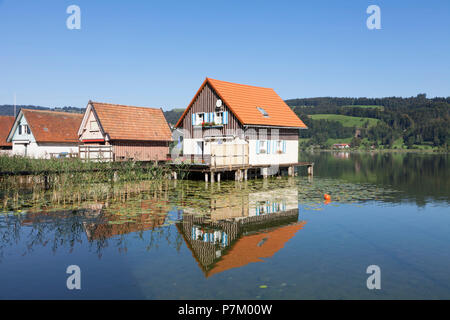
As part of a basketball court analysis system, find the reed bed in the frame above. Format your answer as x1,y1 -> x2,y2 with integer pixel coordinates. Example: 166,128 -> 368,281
0,155 -> 189,211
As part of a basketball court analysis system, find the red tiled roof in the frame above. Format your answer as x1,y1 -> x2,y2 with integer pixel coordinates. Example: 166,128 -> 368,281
176,78 -> 307,128
90,102 -> 172,141
0,116 -> 14,147
22,109 -> 83,143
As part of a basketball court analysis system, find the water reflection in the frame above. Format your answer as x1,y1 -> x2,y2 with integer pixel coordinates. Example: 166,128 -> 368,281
177,186 -> 305,277
300,151 -> 449,205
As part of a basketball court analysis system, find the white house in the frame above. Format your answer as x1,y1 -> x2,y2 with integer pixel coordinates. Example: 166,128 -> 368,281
174,78 -> 307,172
6,109 -> 83,158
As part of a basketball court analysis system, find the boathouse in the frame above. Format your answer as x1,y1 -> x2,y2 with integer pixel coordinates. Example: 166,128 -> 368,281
77,101 -> 172,161
174,78 -> 309,179
0,116 -> 15,155
6,109 -> 82,158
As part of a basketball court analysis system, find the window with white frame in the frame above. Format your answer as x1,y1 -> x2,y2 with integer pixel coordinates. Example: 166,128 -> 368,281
259,140 -> 267,154
89,120 -> 99,132
19,124 -> 30,135
276,140 -> 283,153
215,111 -> 223,125
196,113 -> 204,125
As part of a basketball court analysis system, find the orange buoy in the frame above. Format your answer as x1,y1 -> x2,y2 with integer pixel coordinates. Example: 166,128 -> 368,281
324,194 -> 331,201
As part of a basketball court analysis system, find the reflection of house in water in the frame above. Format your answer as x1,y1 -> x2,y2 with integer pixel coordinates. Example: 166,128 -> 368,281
82,200 -> 168,241
177,186 -> 305,277
19,200 -> 169,242
332,151 -> 350,159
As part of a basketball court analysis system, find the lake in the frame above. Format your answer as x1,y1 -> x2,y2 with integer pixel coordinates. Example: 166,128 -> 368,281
0,151 -> 449,299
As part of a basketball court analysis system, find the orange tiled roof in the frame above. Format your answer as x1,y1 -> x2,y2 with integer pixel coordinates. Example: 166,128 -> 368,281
90,102 -> 172,141
22,109 -> 83,143
176,78 -> 307,128
0,116 -> 15,147
207,221 -> 306,277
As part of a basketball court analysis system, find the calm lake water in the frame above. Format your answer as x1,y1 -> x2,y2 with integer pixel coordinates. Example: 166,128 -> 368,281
0,152 -> 449,299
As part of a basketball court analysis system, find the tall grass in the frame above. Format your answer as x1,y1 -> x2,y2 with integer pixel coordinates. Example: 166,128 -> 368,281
0,155 -> 189,211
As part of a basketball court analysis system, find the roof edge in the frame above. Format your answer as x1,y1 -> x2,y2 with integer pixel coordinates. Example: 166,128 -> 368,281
174,77 -> 245,128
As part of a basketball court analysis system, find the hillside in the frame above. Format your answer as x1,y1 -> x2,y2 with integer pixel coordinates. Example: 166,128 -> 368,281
309,114 -> 380,128
0,105 -> 84,116
288,94 -> 449,150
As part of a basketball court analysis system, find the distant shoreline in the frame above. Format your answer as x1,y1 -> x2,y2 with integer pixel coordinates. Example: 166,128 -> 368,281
300,148 -> 448,154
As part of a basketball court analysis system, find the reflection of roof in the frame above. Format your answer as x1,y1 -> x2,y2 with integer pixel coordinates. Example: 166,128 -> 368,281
207,221 -> 306,277
22,109 -> 83,143
85,213 -> 166,240
89,101 -> 172,141
176,78 -> 307,128
85,199 -> 168,240
0,116 -> 14,147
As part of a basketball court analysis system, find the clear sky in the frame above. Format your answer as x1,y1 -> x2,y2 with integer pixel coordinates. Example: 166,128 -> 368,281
1,0 -> 449,110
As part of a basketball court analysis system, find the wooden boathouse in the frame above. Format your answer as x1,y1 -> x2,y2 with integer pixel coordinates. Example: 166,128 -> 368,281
172,78 -> 313,181
78,101 -> 172,161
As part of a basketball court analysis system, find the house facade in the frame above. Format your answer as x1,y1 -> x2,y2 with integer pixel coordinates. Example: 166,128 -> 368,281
0,116 -> 15,155
175,78 -> 307,169
6,109 -> 82,158
78,101 -> 172,161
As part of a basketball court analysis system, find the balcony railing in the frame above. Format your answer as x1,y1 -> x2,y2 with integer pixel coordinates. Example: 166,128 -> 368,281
193,122 -> 224,129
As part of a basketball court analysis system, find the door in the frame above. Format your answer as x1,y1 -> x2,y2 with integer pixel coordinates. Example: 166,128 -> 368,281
196,141 -> 204,156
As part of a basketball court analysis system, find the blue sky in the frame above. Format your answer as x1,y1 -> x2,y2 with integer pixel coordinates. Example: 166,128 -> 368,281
1,0 -> 449,110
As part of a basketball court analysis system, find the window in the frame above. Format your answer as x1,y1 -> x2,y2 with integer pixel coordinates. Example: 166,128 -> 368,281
215,112 -> 223,125
196,113 -> 204,125
276,140 -> 286,154
89,120 -> 99,132
259,140 -> 267,154
256,106 -> 269,117
19,125 -> 29,135
277,140 -> 282,153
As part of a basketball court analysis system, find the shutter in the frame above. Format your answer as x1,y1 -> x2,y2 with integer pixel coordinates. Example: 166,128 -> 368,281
267,140 -> 271,154
256,140 -> 260,154
211,112 -> 215,123
192,113 -> 196,125
283,140 -> 286,153
223,111 -> 228,124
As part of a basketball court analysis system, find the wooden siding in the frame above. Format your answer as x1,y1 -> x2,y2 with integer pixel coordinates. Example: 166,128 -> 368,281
181,83 -> 242,138
244,128 -> 299,140
112,141 -> 169,161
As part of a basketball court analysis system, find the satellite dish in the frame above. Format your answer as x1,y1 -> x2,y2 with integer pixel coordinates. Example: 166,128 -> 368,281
216,99 -> 222,108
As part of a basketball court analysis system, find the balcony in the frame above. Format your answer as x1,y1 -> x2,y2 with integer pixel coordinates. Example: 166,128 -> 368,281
193,122 -> 224,129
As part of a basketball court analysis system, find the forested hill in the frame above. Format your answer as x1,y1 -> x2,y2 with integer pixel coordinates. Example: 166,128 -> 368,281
0,105 -> 84,116
286,94 -> 449,150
